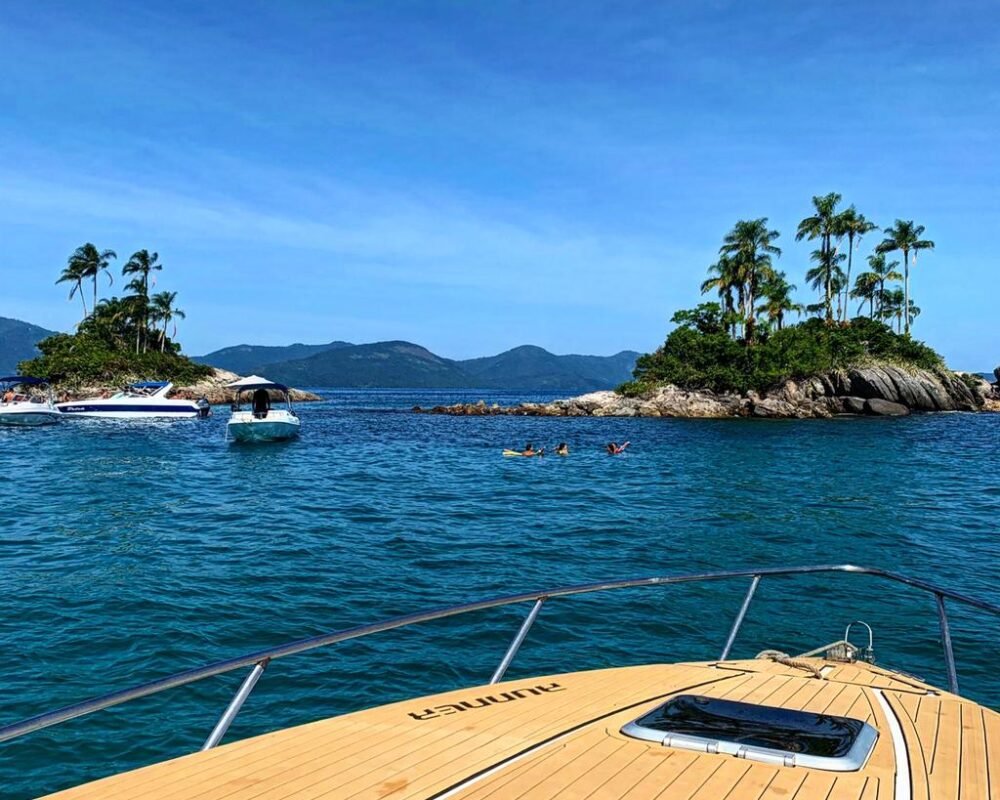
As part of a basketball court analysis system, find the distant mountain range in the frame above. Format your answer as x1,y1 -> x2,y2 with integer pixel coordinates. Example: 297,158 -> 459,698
195,340 -> 641,391
192,340 -> 353,376
0,316 -> 57,374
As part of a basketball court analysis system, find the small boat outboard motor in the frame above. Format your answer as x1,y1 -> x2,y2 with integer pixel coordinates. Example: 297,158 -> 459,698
196,397 -> 212,418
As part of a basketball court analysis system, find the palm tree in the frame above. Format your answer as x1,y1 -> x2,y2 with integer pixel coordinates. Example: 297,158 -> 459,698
880,288 -> 905,332
700,255 -> 740,337
850,272 -> 880,318
795,192 -> 842,323
805,247 -> 846,322
56,260 -> 89,322
861,252 -> 902,319
876,220 -> 934,334
719,218 -> 781,342
89,296 -> 134,348
150,291 -> 185,352
67,243 -> 117,318
836,207 -> 878,322
805,301 -> 826,319
122,250 -> 162,353
756,272 -> 804,331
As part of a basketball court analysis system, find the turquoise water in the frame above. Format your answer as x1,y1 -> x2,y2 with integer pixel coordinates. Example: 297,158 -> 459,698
2,391 -> 999,798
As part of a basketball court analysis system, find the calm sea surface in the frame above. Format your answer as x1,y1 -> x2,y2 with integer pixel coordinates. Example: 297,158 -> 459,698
2,390 -> 999,798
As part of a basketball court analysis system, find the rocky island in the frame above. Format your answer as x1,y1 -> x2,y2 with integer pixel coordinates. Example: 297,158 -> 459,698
168,368 -> 321,404
419,201 -> 999,421
417,365 -> 999,419
14,243 -> 319,404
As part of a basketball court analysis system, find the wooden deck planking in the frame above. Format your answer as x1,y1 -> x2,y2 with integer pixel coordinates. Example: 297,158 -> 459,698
958,703 -> 990,800
985,706 -> 1000,798
288,671 -> 692,799
53,665 -> 717,800
322,667 -> 733,800
38,659 -> 999,800
486,735 -> 627,800
884,691 -> 931,800
888,689 -> 998,800
928,697 -> 962,800
712,764 -> 780,800
757,767 -> 809,800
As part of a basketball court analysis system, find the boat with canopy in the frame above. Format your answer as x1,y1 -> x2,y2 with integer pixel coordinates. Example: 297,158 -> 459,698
0,375 -> 61,426
225,375 -> 300,442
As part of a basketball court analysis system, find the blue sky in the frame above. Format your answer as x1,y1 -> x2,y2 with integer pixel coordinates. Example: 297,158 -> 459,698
0,1 -> 997,367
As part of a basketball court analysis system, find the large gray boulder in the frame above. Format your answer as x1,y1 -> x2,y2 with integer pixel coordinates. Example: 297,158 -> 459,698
840,365 -> 978,411
842,396 -> 867,415
847,368 -> 900,402
865,398 -> 910,416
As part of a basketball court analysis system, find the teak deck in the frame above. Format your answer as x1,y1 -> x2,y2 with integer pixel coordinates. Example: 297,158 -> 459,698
42,658 -> 999,800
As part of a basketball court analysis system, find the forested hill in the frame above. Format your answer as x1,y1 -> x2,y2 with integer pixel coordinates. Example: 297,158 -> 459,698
0,317 -> 57,374
196,339 -> 640,391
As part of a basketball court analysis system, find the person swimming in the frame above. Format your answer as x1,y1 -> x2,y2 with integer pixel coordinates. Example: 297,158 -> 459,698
555,442 -> 569,456
522,442 -> 543,456
606,441 -> 630,455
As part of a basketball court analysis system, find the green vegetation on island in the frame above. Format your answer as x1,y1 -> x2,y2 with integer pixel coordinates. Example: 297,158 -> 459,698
624,194 -> 944,396
19,244 -> 212,387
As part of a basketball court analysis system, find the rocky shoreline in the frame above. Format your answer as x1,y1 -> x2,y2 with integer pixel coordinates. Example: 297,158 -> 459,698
416,365 -> 1000,419
57,368 -> 322,405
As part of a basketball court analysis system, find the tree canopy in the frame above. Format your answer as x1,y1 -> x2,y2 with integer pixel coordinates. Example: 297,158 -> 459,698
19,244 -> 212,387
622,195 -> 943,395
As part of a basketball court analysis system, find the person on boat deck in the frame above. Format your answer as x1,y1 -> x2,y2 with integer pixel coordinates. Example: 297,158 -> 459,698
555,442 -> 569,456
252,388 -> 271,418
2,389 -> 14,403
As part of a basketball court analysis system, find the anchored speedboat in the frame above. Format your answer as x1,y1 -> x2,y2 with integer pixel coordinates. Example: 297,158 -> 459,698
0,375 -> 61,426
56,381 -> 210,419
226,375 -> 300,442
4,565 -> 998,799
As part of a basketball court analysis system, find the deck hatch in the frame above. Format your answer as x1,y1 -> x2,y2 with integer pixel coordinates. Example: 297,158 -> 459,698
621,694 -> 878,771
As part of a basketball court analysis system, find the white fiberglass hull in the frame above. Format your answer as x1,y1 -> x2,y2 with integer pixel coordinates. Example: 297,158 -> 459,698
0,406 -> 61,426
227,411 -> 300,442
56,401 -> 200,419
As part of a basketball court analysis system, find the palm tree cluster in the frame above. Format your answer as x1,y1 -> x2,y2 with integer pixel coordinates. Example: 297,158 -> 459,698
57,244 -> 186,352
700,218 -> 797,343
700,196 -> 934,341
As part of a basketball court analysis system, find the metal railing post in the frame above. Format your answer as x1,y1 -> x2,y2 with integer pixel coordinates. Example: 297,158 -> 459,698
934,594 -> 959,695
202,658 -> 269,751
720,575 -> 761,660
490,598 -> 545,684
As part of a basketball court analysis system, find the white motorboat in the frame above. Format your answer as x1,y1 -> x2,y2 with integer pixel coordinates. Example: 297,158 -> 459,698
0,376 -> 61,426
226,375 -> 300,442
56,381 -> 211,419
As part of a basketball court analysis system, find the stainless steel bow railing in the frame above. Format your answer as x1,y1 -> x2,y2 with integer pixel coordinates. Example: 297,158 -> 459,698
1,564 -> 998,752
